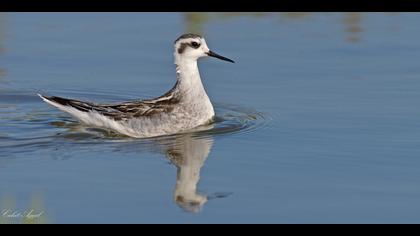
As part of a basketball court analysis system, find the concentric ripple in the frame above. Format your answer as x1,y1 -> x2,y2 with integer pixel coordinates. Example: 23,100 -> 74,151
195,103 -> 269,138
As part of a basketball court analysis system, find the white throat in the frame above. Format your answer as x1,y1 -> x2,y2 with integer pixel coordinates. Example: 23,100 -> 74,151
174,56 -> 208,100
173,54 -> 215,122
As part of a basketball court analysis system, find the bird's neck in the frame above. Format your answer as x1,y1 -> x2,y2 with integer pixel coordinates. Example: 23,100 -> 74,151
174,59 -> 208,100
173,57 -> 215,121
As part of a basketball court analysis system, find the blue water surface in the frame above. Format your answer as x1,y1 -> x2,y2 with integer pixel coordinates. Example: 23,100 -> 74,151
1,13 -> 420,223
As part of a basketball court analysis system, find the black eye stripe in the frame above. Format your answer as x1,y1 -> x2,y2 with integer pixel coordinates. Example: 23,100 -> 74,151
177,41 -> 200,54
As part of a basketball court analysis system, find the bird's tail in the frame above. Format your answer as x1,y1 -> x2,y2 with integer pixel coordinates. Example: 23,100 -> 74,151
38,94 -> 94,112
38,93 -> 105,127
38,94 -> 64,109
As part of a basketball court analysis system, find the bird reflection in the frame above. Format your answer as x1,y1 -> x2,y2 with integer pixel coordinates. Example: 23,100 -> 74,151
164,132 -> 213,213
51,121 -> 230,213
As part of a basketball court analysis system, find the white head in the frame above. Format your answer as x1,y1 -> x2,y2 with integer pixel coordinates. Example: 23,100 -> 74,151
174,33 -> 234,64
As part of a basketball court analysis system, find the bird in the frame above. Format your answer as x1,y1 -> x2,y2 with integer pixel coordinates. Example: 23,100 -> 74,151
38,33 -> 235,138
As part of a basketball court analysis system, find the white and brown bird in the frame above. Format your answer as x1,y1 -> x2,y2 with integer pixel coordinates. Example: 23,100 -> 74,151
38,33 -> 234,138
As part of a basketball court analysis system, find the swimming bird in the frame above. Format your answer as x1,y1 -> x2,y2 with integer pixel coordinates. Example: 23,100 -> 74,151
38,33 -> 234,138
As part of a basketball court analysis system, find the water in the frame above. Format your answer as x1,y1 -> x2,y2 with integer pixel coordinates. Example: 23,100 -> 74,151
1,13 -> 420,223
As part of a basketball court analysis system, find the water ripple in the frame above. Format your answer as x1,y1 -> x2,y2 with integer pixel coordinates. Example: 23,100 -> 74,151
0,92 -> 271,153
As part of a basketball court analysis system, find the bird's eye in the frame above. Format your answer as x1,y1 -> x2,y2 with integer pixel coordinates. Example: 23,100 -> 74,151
191,42 -> 200,48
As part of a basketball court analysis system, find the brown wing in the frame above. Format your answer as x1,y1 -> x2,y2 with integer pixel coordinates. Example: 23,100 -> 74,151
104,96 -> 180,120
102,80 -> 181,119
41,84 -> 181,121
42,80 -> 182,120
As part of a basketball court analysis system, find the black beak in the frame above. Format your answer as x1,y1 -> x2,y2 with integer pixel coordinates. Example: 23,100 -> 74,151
206,50 -> 235,63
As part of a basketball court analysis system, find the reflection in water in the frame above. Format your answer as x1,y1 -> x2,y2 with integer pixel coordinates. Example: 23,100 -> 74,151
50,121 -> 230,213
184,13 -> 210,35
184,13 -> 280,34
151,129 -> 232,213
164,133 -> 213,213
343,13 -> 363,43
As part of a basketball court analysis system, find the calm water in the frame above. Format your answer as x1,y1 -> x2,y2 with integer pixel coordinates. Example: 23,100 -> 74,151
1,13 -> 420,223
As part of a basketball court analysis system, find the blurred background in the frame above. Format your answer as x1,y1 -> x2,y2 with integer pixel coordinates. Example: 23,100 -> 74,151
1,13 -> 420,223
